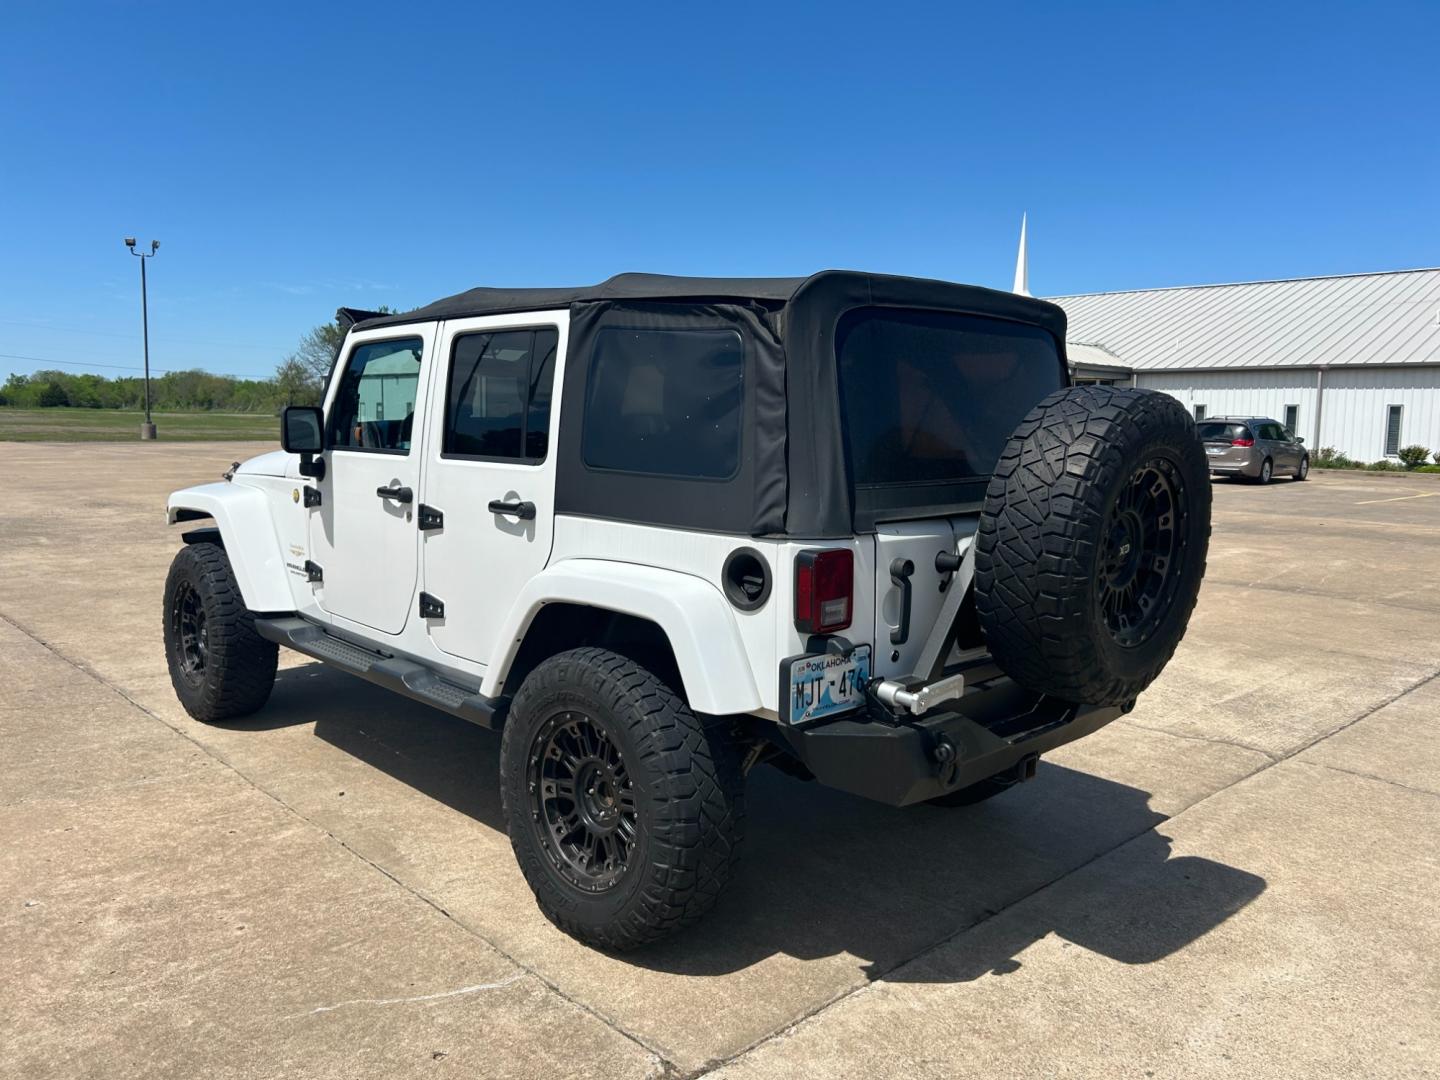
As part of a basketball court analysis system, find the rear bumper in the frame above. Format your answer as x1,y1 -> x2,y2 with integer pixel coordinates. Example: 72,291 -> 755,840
1207,453 -> 1260,477
778,677 -> 1125,806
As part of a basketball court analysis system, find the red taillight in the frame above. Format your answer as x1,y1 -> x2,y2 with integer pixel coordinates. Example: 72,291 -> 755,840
794,549 -> 854,635
1231,438 -> 1255,447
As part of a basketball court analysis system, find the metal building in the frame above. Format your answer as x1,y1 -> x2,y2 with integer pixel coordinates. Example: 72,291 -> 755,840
1048,267 -> 1440,463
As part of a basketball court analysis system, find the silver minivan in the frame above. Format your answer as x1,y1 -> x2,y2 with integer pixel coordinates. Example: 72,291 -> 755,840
1198,416 -> 1310,483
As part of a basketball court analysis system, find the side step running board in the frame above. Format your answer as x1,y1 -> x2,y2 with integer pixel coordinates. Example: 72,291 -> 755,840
254,616 -> 505,730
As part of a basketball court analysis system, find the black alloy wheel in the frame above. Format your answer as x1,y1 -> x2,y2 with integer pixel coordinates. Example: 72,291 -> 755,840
171,579 -> 209,686
527,709 -> 639,893
1097,458 -> 1186,649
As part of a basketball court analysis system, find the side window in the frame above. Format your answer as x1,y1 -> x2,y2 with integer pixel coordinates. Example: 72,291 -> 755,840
582,328 -> 744,479
1385,405 -> 1402,456
444,328 -> 558,462
328,337 -> 424,452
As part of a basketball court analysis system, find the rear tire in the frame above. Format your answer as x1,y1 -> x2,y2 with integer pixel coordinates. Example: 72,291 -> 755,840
1255,457 -> 1273,484
975,386 -> 1211,707
500,647 -> 745,951
163,542 -> 278,722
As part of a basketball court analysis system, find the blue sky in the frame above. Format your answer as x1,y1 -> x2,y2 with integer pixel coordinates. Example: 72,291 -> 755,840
2,0 -> 1436,384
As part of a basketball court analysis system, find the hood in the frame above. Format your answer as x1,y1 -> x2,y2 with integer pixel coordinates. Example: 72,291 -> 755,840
235,450 -> 295,478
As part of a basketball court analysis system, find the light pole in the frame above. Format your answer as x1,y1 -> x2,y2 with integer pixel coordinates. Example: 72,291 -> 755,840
125,237 -> 160,439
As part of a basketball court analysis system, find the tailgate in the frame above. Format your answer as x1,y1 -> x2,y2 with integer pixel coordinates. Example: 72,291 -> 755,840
1203,439 -> 1246,466
871,517 -> 978,681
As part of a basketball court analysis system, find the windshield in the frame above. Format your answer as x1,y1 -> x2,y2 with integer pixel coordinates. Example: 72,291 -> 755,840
836,308 -> 1065,501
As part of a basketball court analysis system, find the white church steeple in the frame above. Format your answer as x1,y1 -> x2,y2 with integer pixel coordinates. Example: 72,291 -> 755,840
1012,213 -> 1031,296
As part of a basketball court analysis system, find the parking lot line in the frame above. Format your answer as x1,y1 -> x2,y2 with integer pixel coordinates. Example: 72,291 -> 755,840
1354,491 -> 1440,505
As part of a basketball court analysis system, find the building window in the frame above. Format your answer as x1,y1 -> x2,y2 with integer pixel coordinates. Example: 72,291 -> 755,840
1385,405 -> 1403,456
1284,404 -> 1299,435
1194,404 -> 1207,421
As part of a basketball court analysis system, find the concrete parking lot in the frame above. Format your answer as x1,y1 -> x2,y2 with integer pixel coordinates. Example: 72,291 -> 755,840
2,441 -> 1437,1079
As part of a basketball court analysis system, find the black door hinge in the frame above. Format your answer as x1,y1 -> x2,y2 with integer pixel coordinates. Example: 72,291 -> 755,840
418,592 -> 445,619
304,560 -> 324,583
417,504 -> 444,530
303,485 -> 322,508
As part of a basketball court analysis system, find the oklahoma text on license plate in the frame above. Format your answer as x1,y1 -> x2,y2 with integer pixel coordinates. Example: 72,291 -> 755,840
784,646 -> 871,725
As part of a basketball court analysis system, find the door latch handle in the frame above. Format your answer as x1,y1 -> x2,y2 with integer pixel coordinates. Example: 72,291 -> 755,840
488,499 -> 536,520
376,484 -> 413,504
890,557 -> 915,646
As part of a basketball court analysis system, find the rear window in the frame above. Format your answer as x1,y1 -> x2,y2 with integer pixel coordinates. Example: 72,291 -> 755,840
836,309 -> 1064,488
1197,422 -> 1251,442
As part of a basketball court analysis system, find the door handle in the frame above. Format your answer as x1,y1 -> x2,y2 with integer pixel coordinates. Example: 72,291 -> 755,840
488,499 -> 536,520
889,557 -> 914,646
376,484 -> 413,504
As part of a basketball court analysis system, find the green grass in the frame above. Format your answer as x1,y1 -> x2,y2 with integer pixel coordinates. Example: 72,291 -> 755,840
0,407 -> 279,442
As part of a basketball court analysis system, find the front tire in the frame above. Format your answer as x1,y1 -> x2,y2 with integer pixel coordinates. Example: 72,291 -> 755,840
500,647 -> 745,951
1294,455 -> 1310,481
163,542 -> 278,722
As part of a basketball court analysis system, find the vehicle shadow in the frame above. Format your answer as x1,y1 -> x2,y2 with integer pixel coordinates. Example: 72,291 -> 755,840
267,663 -> 1266,983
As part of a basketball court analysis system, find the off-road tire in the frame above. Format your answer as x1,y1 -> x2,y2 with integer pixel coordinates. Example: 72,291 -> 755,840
975,386 -> 1211,707
500,647 -> 745,951
163,542 -> 278,722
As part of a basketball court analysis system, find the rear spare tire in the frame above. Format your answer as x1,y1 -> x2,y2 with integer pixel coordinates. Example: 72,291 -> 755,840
975,386 -> 1210,707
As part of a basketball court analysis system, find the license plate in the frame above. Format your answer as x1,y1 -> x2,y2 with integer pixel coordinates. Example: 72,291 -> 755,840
1206,446 -> 1225,455
782,646 -> 871,725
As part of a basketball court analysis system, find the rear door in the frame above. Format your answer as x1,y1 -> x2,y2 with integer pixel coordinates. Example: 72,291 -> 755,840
419,312 -> 565,664
308,326 -> 436,635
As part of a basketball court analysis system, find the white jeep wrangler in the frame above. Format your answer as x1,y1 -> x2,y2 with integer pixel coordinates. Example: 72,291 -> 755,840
165,271 -> 1210,949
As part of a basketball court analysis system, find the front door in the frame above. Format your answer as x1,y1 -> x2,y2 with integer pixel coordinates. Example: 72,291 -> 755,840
308,325 -> 436,635
419,312 -> 566,665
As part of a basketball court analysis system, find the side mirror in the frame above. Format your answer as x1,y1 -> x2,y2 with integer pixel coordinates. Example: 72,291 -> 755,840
1296,436 -> 1305,444
281,406 -> 326,478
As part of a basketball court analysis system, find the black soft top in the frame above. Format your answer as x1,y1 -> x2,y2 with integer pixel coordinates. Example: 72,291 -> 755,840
350,270 -> 1069,537
353,270 -> 1067,341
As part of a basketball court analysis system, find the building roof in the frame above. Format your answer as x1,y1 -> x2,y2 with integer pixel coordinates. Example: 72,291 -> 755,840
1049,267 -> 1440,371
1066,341 -> 1132,372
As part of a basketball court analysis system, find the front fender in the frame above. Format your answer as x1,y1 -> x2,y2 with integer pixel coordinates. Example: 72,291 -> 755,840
166,482 -> 293,612
485,559 -> 762,716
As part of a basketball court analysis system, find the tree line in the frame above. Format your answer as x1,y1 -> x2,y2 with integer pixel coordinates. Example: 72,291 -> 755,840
0,307 -> 393,413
